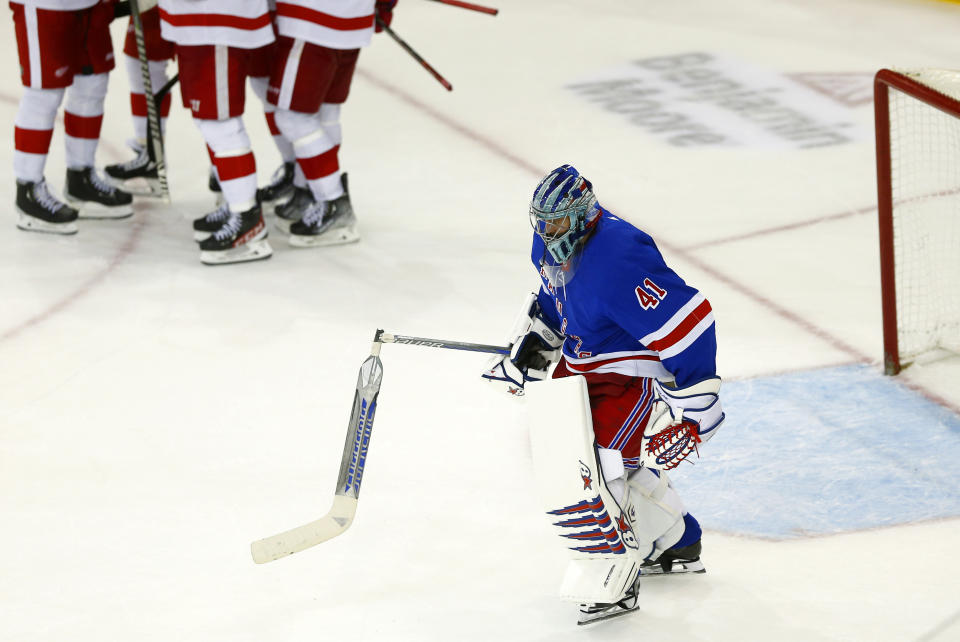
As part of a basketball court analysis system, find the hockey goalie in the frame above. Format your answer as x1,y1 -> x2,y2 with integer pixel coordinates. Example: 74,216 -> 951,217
482,165 -> 725,625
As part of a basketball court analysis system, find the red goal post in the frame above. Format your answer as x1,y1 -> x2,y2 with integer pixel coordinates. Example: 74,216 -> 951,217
874,68 -> 960,375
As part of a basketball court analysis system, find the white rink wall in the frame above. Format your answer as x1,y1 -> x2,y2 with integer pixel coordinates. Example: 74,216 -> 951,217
1,1 -> 959,641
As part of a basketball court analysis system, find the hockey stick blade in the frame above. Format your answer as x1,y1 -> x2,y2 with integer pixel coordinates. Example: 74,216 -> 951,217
250,495 -> 358,563
251,351 -> 384,564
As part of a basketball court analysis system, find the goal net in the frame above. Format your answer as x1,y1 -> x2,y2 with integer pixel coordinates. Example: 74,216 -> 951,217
875,68 -> 960,374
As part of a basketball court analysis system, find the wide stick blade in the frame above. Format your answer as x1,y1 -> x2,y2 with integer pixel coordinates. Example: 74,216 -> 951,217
250,496 -> 358,563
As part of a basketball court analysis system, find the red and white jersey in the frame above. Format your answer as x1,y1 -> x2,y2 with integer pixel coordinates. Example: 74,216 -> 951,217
12,0 -> 98,9
275,0 -> 376,50
158,0 -> 275,49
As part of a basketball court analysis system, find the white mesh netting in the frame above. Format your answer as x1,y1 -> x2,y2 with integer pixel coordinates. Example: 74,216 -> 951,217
887,69 -> 960,363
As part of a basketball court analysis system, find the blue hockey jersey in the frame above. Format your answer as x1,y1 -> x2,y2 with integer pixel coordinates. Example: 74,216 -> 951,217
532,210 -> 717,388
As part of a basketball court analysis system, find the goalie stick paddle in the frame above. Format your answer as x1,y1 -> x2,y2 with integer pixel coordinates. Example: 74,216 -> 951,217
250,341 -> 385,563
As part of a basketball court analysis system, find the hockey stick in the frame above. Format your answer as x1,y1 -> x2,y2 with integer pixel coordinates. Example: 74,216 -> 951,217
375,18 -> 453,91
251,337 -> 385,563
153,73 -> 179,104
250,330 -> 506,564
376,329 -> 509,355
129,0 -> 170,202
424,0 -> 499,16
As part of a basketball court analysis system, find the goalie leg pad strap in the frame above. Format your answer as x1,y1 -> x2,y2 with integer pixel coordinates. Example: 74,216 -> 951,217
526,376 -> 643,603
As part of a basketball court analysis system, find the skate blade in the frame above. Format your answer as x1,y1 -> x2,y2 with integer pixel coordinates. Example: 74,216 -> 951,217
273,217 -> 297,235
16,211 -> 78,235
577,604 -> 639,626
67,199 -> 134,220
261,194 -> 294,216
200,239 -> 273,266
288,225 -> 360,248
105,176 -> 164,198
639,559 -> 706,576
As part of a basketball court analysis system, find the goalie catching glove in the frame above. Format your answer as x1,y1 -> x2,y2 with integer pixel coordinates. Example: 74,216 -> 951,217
482,293 -> 563,395
640,377 -> 724,470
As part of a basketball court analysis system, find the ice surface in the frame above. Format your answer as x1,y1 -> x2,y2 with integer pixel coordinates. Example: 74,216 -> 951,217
1,1 -> 959,640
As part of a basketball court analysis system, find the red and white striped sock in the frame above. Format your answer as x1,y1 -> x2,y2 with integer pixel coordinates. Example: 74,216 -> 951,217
275,108 -> 343,201
249,76 -> 295,163
13,87 -> 64,183
126,56 -> 171,142
265,111 -> 296,163
297,138 -> 342,202
197,117 -> 257,212
64,73 -> 109,169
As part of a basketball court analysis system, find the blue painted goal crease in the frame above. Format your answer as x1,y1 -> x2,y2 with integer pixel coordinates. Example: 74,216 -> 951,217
670,364 -> 960,539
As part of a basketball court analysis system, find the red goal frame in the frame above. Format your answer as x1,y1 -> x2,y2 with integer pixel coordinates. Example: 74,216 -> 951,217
874,68 -> 960,375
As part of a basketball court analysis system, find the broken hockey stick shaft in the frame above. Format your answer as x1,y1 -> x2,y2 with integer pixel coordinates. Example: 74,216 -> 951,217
423,0 -> 499,16
251,338 -> 385,564
153,73 -> 179,103
375,329 -> 510,355
375,18 -> 453,91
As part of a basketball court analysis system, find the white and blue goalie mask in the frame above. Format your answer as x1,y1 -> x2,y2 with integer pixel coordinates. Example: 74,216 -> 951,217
529,164 -> 598,265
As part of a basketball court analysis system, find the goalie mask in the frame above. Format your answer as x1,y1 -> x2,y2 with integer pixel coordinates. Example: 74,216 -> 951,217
530,165 -> 599,265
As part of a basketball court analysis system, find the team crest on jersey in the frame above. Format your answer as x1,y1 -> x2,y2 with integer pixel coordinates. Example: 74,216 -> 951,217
579,460 -> 593,490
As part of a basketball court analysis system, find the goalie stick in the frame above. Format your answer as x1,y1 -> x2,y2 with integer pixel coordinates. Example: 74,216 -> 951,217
129,0 -> 169,202
250,330 -> 508,564
375,329 -> 509,355
251,339 -> 384,563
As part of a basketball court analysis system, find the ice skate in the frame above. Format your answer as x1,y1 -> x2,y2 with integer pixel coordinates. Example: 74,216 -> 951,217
256,161 -> 295,214
65,167 -> 134,219
288,178 -> 358,248
639,540 -> 705,576
577,576 -> 640,626
192,202 -> 231,241
198,204 -> 272,265
104,140 -> 162,197
273,185 -> 313,234
15,179 -> 79,235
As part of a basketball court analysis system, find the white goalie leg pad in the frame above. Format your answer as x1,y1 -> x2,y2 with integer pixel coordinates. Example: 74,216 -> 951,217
625,467 -> 687,561
526,376 -> 642,604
